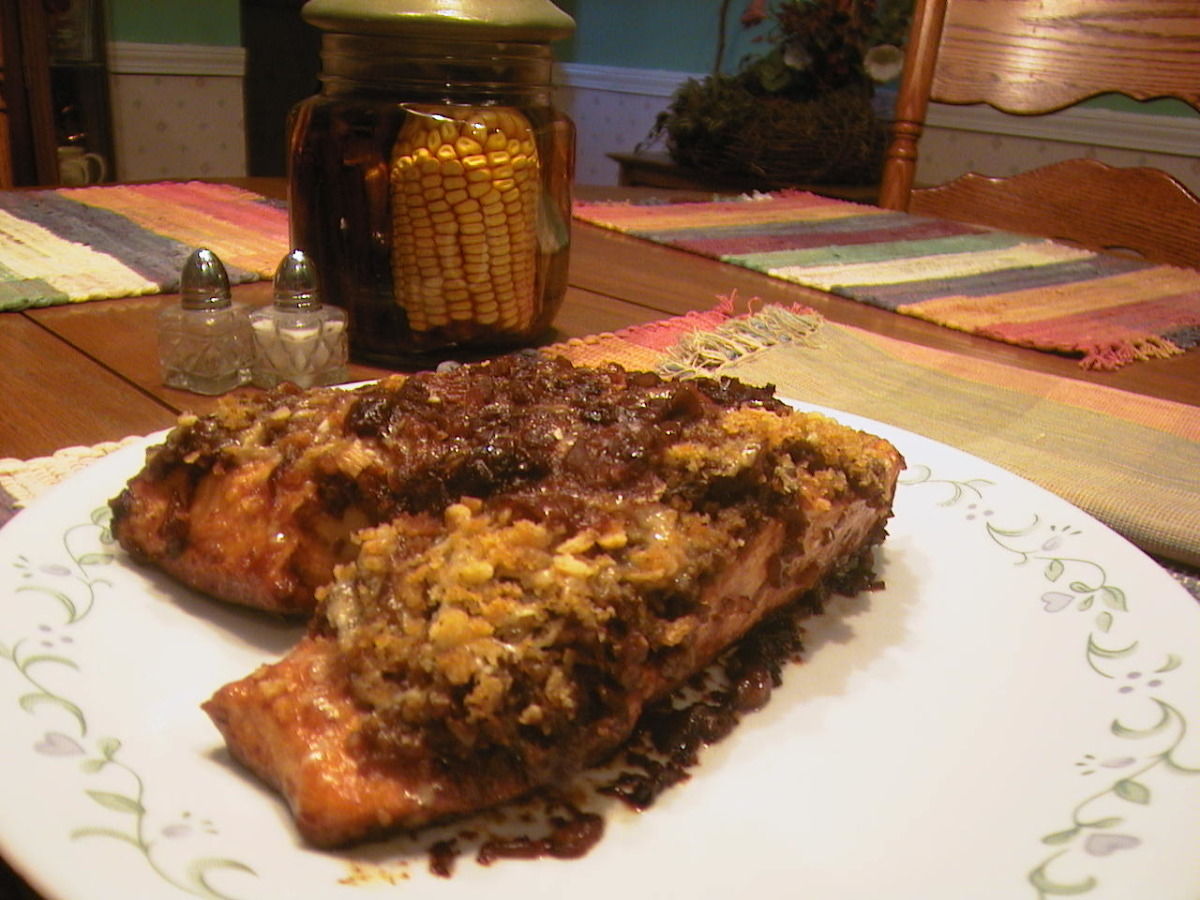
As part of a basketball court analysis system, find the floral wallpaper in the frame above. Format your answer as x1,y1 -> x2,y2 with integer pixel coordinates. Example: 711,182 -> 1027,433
107,73 -> 247,182
916,125 -> 1200,195
102,59 -> 1198,195
555,84 -> 670,186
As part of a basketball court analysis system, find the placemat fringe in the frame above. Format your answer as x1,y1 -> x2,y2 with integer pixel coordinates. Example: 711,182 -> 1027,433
659,301 -> 824,379
1080,335 -> 1184,371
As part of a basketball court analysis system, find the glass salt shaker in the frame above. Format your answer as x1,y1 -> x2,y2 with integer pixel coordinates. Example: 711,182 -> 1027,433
250,249 -> 349,389
158,248 -> 253,395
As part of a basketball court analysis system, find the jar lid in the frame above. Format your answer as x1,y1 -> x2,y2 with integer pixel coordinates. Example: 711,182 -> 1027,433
301,0 -> 575,42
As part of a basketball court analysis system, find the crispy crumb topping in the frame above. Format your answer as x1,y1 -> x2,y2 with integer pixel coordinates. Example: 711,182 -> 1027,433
141,353 -> 898,781
322,496 -> 746,772
308,360 -> 898,779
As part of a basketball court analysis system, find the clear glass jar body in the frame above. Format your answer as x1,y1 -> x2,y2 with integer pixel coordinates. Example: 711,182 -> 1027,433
287,35 -> 575,367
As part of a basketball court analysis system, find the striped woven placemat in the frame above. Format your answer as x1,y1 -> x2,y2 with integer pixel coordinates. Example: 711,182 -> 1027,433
3,300 -> 1197,593
0,181 -> 289,311
573,191 -> 1200,371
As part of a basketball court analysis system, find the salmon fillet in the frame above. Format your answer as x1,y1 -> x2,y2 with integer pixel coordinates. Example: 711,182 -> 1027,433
111,355 -> 902,847
204,490 -> 893,847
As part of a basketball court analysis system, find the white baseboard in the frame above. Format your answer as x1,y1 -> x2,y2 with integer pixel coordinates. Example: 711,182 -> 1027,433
557,62 -> 1200,158
556,62 -> 700,98
107,41 -> 246,77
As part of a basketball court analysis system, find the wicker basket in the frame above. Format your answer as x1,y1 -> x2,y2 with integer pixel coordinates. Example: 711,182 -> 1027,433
662,81 -> 885,186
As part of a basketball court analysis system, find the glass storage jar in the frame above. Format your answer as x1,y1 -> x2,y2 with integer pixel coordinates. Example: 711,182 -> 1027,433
288,0 -> 576,367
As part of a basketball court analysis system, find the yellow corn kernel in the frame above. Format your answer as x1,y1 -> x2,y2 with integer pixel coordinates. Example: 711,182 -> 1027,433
390,105 -> 541,335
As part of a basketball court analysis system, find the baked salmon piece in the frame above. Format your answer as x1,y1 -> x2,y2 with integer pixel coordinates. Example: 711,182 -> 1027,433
109,354 -> 896,617
187,355 -> 903,847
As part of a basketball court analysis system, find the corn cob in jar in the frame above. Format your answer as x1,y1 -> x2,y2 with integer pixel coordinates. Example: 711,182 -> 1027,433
389,106 -> 541,338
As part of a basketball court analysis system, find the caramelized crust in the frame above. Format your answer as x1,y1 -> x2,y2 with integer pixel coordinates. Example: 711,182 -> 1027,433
204,633 -> 538,848
205,490 -> 890,847
113,355 -> 903,848
111,354 -> 827,615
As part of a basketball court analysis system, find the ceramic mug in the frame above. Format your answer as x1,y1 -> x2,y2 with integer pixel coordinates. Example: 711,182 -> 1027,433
57,146 -> 107,186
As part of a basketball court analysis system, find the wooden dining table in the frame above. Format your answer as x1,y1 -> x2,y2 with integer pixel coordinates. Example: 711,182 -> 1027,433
0,178 -> 1197,464
0,179 -> 1197,899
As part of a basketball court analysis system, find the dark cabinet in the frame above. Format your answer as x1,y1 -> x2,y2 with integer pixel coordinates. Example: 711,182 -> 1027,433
241,0 -> 320,177
0,0 -> 114,186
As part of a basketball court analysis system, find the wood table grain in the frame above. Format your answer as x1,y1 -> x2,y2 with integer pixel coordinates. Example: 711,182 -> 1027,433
2,180 -> 1196,461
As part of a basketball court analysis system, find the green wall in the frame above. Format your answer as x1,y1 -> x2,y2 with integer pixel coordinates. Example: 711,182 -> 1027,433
106,0 -> 242,46
101,0 -> 730,72
555,0 -> 753,74
99,0 -> 1200,123
102,0 -> 720,65
556,0 -> 1195,119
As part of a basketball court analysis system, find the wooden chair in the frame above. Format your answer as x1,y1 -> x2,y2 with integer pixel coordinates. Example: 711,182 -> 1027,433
879,0 -> 1200,270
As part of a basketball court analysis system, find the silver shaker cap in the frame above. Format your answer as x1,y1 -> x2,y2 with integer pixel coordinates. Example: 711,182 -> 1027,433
179,248 -> 233,310
273,249 -> 321,310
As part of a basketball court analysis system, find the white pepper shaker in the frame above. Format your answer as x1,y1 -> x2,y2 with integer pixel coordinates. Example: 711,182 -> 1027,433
158,248 -> 253,395
250,249 -> 348,389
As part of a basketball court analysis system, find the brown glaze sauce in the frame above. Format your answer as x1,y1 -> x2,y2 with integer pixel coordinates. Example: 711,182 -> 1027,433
418,554 -> 883,877
476,806 -> 606,866
427,840 -> 460,879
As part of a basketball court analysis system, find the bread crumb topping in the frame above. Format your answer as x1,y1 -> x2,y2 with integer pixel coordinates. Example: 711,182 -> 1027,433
140,354 -> 897,780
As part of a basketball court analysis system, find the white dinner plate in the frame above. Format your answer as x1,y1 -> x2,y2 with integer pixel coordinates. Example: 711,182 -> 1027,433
1,402 -> 1198,900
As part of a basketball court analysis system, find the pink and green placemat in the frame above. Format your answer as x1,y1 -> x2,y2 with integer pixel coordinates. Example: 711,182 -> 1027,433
5,298 -> 1197,576
573,192 -> 1200,370
554,298 -> 1200,568
0,181 -> 289,311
